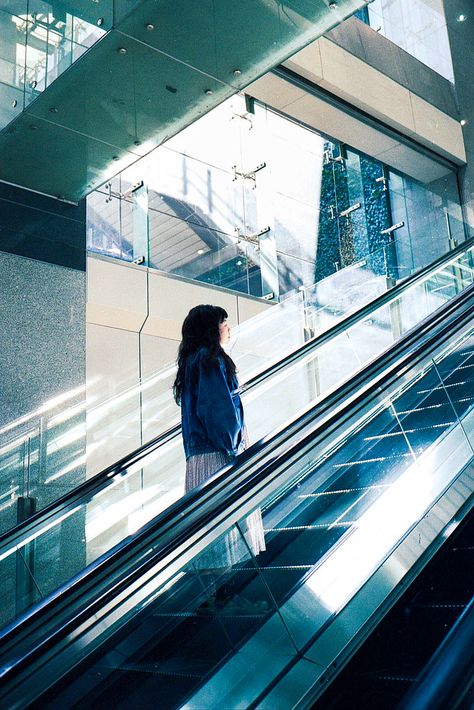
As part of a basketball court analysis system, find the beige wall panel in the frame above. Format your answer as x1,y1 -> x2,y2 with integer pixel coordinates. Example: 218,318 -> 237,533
376,144 -> 452,183
237,296 -> 272,323
246,71 -> 459,183
86,323 -> 141,476
142,271 -> 239,338
140,333 -> 180,444
141,334 -> 179,377
283,41 -> 323,85
245,73 -> 306,110
283,92 -> 399,155
87,256 -> 148,332
318,38 -> 416,136
410,93 -> 466,164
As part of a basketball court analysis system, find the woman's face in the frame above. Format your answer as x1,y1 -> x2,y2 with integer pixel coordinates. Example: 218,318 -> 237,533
219,318 -> 231,345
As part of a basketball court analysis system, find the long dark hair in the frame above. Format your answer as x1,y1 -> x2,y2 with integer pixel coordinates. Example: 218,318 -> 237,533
173,304 -> 237,405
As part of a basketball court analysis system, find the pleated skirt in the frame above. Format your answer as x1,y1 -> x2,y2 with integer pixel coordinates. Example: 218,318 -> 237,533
185,442 -> 266,570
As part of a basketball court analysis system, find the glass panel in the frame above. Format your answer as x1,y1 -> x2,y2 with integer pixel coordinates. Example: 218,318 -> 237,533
432,331 -> 474,430
2,243 -> 474,550
37,521 -> 295,709
16,322 -> 474,708
254,337 -> 473,652
114,0 -> 363,89
0,0 -> 108,132
0,541 -> 43,628
86,93 -> 467,307
366,0 -> 454,81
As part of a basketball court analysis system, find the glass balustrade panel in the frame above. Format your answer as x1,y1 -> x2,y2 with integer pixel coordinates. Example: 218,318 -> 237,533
25,321 -> 474,708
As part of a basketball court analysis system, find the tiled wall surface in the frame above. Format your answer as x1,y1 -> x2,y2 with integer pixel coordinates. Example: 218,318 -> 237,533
86,254 -> 272,474
326,17 -> 458,118
279,36 -> 465,164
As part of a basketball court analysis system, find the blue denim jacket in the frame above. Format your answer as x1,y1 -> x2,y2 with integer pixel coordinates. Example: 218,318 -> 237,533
181,347 -> 244,460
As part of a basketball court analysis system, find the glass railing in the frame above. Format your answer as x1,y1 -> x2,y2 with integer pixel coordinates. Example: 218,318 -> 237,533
0,280 -> 472,709
0,246 -> 473,632
0,1 -> 109,131
77,234 -> 474,480
1,237 -> 472,533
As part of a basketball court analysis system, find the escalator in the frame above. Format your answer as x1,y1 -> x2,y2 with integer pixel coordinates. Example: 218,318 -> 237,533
0,239 -> 473,637
0,273 -> 472,708
313,507 -> 474,708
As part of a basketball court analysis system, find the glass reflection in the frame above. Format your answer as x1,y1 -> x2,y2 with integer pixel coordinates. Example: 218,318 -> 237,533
88,94 -> 466,302
0,1 -> 106,130
358,0 -> 454,82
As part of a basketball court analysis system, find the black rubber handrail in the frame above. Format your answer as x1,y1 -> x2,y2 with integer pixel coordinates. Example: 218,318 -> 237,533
0,284 -> 472,705
398,595 -> 474,710
1,237 -> 472,556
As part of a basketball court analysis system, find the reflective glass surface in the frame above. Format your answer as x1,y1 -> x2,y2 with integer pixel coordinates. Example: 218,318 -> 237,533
0,244 -> 473,634
0,0 -> 107,124
0,0 -> 371,199
29,316 -> 474,709
87,96 -> 466,302
363,0 -> 454,82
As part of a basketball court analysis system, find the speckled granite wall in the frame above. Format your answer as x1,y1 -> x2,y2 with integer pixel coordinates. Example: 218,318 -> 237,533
0,181 -> 86,539
0,184 -> 87,612
0,251 -> 86,528
0,251 -> 86,428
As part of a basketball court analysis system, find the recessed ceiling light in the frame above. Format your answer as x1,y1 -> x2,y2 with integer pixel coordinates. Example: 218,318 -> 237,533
197,249 -> 204,255
329,2 -> 338,8
460,119 -> 468,126
457,14 -> 467,22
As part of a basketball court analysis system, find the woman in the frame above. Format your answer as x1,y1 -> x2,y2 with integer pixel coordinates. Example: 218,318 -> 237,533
173,304 -> 265,571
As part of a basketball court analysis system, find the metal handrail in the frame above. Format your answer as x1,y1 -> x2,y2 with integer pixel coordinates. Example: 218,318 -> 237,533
0,284 -> 472,699
0,236 -> 472,556
398,595 -> 474,710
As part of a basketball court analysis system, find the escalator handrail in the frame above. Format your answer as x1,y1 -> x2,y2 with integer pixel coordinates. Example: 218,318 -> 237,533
0,284 -> 472,690
398,595 -> 474,710
1,237 -> 473,556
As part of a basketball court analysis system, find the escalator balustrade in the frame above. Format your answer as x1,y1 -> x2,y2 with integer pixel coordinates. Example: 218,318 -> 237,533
19,300 -> 473,710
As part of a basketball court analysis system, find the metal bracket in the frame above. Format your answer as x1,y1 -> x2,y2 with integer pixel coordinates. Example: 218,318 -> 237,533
339,202 -> 361,218
232,162 -> 266,188
323,150 -> 346,171
375,175 -> 389,191
104,180 -> 144,203
381,221 -> 405,235
121,180 -> 144,200
234,225 -> 271,251
104,182 -> 116,203
231,112 -> 253,129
